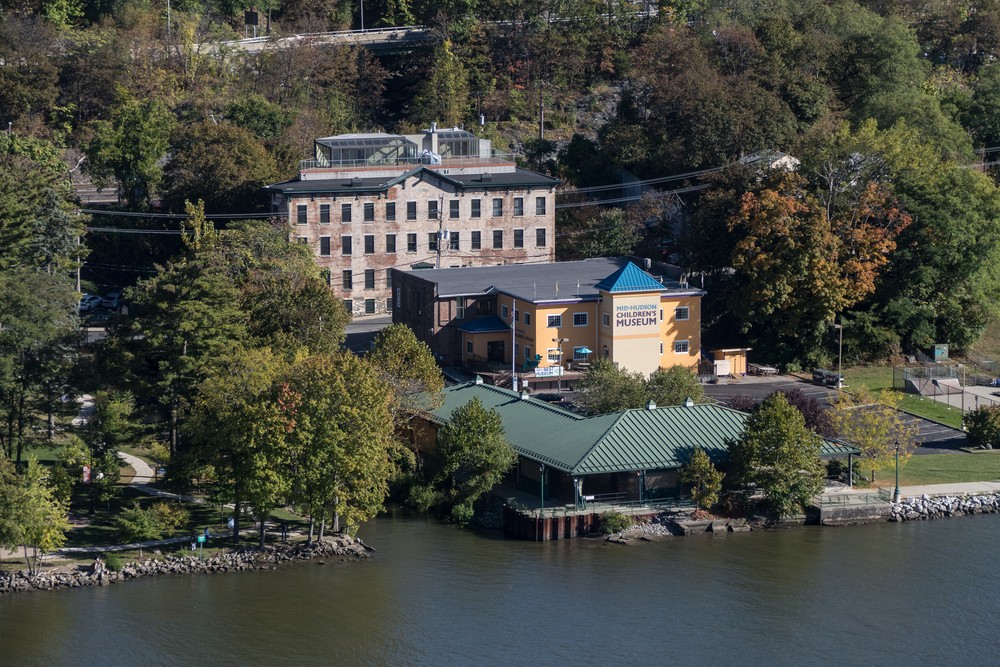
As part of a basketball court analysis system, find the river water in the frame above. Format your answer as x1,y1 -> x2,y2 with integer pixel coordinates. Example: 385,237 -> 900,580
3,511 -> 1000,666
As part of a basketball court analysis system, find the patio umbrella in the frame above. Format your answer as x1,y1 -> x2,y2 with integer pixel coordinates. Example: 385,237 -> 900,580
577,347 -> 593,354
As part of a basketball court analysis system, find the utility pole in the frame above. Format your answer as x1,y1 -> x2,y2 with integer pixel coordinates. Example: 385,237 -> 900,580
167,0 -> 171,37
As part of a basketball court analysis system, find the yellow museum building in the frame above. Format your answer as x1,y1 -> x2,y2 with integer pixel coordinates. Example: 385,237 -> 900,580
390,258 -> 704,380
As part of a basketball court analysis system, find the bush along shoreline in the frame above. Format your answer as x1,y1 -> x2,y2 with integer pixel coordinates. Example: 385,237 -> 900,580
0,536 -> 374,596
890,493 -> 1000,522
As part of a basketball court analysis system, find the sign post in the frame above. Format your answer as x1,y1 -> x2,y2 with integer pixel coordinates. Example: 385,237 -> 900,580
197,534 -> 206,560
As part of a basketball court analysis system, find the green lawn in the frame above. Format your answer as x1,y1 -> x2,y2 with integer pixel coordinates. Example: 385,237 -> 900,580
898,451 -> 1000,486
842,365 -> 964,429
844,365 -> 894,392
898,395 -> 964,429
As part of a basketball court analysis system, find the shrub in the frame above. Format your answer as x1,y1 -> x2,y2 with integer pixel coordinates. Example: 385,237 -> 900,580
104,553 -> 123,572
599,511 -> 632,534
450,501 -> 475,527
407,484 -> 440,513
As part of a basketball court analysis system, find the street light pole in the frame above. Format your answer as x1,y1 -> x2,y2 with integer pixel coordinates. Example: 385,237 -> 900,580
834,322 -> 844,389
893,440 -> 901,503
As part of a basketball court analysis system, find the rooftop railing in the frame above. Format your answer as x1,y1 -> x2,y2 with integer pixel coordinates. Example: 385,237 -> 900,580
300,153 -> 517,172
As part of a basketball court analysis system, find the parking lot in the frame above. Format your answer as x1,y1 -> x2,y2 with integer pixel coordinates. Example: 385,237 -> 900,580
703,377 -> 966,455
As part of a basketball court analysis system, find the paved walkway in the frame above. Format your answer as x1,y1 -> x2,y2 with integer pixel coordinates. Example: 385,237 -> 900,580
822,480 -> 1000,501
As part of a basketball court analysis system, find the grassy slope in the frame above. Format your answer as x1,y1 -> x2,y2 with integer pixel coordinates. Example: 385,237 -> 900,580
844,365 -> 963,428
899,451 -> 1000,486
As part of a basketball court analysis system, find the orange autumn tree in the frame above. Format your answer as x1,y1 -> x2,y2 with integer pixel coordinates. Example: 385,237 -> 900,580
726,171 -> 908,359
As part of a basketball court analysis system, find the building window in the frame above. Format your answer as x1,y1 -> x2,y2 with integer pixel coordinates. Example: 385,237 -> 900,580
449,231 -> 459,251
386,297 -> 393,312
471,199 -> 481,218
297,236 -> 308,244
407,233 -> 417,252
319,236 -> 331,256
296,204 -> 307,225
406,201 -> 417,220
466,340 -> 473,354
450,199 -> 460,219
341,203 -> 352,223
574,346 -> 589,361
514,197 -> 524,216
386,234 -> 396,253
363,202 -> 375,222
471,231 -> 481,250
344,299 -> 353,314
493,230 -> 503,249
674,340 -> 690,354
364,234 -> 375,254
385,202 -> 396,222
573,313 -> 588,327
364,269 -> 375,289
502,304 -> 509,319
342,270 -> 353,290
428,200 -> 439,220
319,204 -> 330,224
386,269 -> 393,288
536,228 -> 546,247
492,198 -> 503,216
341,235 -> 352,255
536,196 -> 546,215
320,269 -> 331,286
456,297 -> 466,319
675,306 -> 690,321
603,313 -> 610,327
513,229 -> 524,248
428,232 -> 438,251
365,298 -> 376,314
524,313 -> 531,325
524,346 -> 532,361
547,348 -> 561,363
547,314 -> 562,328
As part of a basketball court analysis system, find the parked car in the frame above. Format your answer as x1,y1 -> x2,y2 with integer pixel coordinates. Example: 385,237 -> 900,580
79,293 -> 102,313
534,393 -> 567,405
101,291 -> 122,309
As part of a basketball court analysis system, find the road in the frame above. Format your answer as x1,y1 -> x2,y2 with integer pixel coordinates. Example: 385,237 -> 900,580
703,377 -> 967,455
219,26 -> 433,53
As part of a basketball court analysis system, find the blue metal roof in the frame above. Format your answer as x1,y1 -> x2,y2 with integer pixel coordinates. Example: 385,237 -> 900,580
594,262 -> 666,293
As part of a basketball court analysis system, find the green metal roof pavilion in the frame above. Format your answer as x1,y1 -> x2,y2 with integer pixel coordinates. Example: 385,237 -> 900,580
427,382 -> 859,476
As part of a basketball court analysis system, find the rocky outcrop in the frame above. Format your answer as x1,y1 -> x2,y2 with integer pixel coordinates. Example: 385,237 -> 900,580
890,494 -> 1000,522
0,536 -> 370,596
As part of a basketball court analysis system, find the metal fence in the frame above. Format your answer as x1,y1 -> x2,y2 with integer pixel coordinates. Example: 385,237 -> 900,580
817,488 -> 891,507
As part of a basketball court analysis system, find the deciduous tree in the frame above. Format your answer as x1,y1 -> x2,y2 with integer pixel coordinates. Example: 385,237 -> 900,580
433,397 -> 516,525
830,387 -> 919,484
680,447 -> 723,511
285,351 -> 395,538
728,392 -> 825,517
647,366 -> 704,406
577,358 -> 648,414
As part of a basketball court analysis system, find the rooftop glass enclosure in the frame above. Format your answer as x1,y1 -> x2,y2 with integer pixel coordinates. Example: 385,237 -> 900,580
433,130 -> 481,158
313,135 -> 418,167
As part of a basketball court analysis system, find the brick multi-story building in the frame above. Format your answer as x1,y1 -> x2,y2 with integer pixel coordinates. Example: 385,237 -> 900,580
264,126 -> 559,316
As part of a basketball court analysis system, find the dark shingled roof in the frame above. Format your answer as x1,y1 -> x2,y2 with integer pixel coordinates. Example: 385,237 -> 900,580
402,258 -> 701,303
265,166 -> 559,196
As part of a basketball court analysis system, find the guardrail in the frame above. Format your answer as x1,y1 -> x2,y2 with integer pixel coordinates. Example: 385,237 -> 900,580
818,488 -> 891,506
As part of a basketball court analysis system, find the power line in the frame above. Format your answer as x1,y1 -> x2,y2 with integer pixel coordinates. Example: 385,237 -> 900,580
79,209 -> 285,219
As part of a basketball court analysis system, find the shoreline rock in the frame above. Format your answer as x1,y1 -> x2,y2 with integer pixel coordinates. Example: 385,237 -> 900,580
890,493 -> 1000,522
0,536 -> 371,597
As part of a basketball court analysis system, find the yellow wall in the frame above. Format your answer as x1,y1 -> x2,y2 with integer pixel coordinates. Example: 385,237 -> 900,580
486,291 -> 701,376
659,294 -> 701,370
